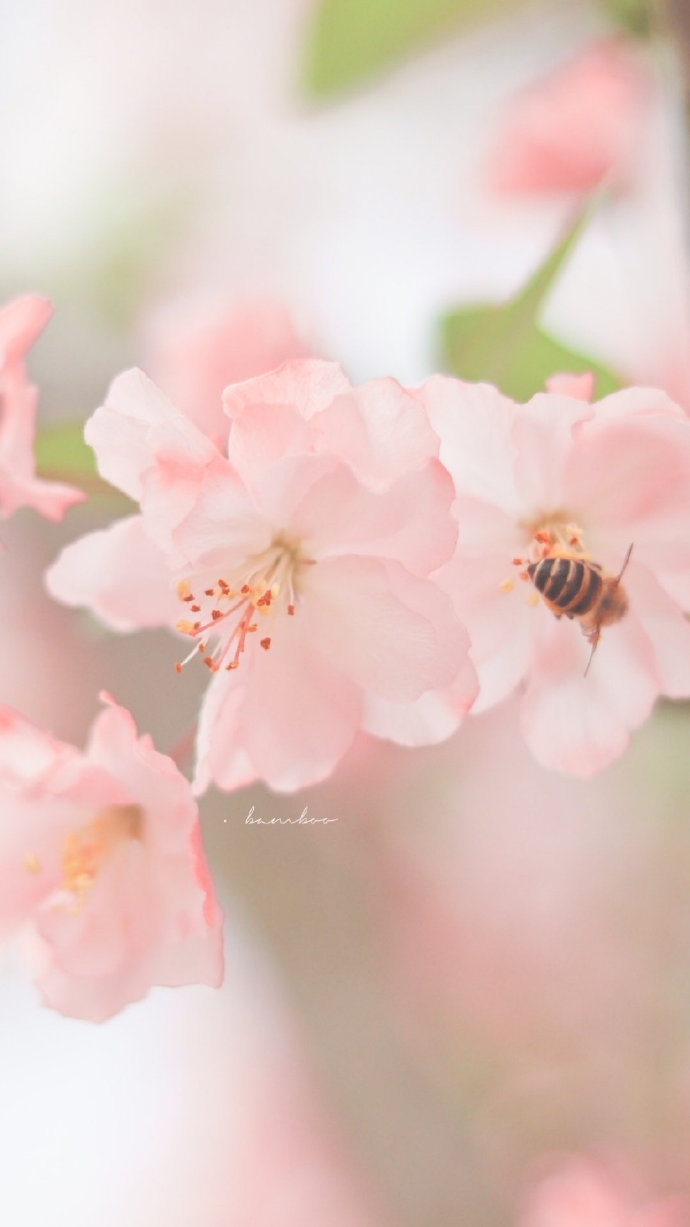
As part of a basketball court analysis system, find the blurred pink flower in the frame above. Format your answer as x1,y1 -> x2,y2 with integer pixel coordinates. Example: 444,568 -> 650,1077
0,694 -> 223,1021
0,295 -> 85,520
47,360 -> 476,793
423,376 -> 690,774
143,296 -> 312,450
487,40 -> 651,197
519,1155 -> 687,1227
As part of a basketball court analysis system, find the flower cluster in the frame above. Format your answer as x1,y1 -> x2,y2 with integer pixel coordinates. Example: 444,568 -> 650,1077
47,357 -> 690,783
4,293 -> 690,1021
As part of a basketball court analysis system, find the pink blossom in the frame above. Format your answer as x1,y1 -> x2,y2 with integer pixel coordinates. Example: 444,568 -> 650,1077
486,40 -> 651,196
0,295 -> 85,520
422,376 -> 690,774
143,296 -> 312,450
47,360 -> 476,793
0,694 -> 223,1020
519,1155 -> 687,1227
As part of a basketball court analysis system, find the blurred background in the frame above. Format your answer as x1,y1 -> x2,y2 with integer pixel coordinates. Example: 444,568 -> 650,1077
2,0 -> 690,1222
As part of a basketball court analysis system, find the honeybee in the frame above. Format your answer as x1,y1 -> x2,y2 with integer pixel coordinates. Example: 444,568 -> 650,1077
527,543 -> 633,676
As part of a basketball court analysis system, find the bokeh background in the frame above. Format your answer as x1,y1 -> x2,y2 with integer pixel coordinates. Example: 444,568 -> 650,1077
2,0 -> 690,1223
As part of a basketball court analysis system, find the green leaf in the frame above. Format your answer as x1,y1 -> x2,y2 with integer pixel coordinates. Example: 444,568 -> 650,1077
35,422 -> 122,499
598,0 -> 653,38
301,0 -> 529,98
438,208 -> 622,400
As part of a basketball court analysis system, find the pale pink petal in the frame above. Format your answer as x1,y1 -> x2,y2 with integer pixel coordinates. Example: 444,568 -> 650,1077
0,323 -> 84,521
0,470 -> 85,521
145,297 -> 311,447
587,385 -> 686,423
223,359 -> 350,427
361,670 -> 476,747
45,515 -> 180,631
420,375 -> 521,513
0,294 -> 52,365
315,377 -> 440,490
167,458 -> 274,568
0,371 -> 79,519
223,400 -> 313,489
545,371 -> 594,401
301,555 -> 466,702
624,565 -> 690,697
563,413 -> 690,573
453,495 -> 525,556
140,449 -> 250,564
289,460 -> 457,574
520,613 -> 659,775
512,390 -> 593,513
437,555 -> 535,712
193,621 -> 362,794
85,367 -> 219,500
0,707 -> 70,783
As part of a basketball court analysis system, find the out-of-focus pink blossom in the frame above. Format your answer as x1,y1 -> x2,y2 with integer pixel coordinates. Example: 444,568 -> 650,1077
0,694 -> 223,1021
487,41 -> 651,197
143,296 -> 312,450
519,1155 -> 687,1227
0,295 -> 85,520
47,360 -> 476,793
423,376 -> 690,774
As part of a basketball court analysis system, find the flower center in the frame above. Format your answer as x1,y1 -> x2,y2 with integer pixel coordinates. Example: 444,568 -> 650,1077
174,537 -> 306,673
24,803 -> 144,914
60,803 -> 143,913
500,515 -> 590,597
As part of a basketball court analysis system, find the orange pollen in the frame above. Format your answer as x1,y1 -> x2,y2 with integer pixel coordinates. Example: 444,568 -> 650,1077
174,542 -> 305,674
59,803 -> 143,914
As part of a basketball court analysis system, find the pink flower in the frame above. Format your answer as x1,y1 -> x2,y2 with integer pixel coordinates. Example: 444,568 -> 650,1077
0,694 -> 223,1021
519,1155 -> 687,1227
143,296 -> 312,450
47,360 -> 476,793
0,295 -> 85,520
486,40 -> 651,197
422,376 -> 690,774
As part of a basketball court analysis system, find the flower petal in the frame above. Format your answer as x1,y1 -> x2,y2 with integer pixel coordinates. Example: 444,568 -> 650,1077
86,367 -> 219,501
520,612 -> 659,775
193,621 -> 362,794
302,555 -> 467,702
46,515 -> 180,631
421,375 -> 521,514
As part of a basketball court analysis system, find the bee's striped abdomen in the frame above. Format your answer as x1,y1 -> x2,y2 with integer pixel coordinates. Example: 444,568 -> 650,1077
527,557 -> 603,618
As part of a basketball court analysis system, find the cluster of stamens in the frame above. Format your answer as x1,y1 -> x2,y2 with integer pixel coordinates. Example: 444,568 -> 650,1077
174,541 -> 303,674
23,803 -> 143,915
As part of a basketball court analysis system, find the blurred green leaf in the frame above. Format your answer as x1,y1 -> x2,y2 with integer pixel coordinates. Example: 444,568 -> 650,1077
35,422 -> 120,498
301,0 -> 528,98
439,208 -> 622,400
599,0 -> 653,37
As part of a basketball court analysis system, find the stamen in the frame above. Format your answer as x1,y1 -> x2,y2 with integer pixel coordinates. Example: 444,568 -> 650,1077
60,804 -> 143,914
174,539 -> 304,675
